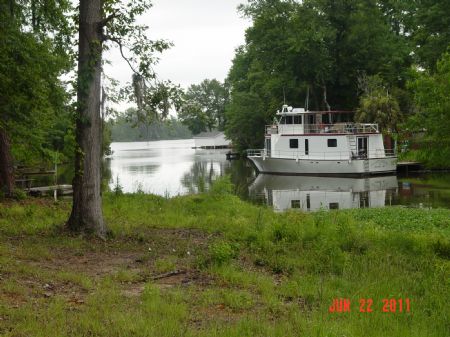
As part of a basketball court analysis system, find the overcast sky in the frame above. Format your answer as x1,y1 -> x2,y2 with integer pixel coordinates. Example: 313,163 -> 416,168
104,0 -> 251,93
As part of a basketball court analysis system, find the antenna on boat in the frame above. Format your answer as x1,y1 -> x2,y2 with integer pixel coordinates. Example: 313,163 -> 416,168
305,85 -> 309,111
283,87 -> 286,105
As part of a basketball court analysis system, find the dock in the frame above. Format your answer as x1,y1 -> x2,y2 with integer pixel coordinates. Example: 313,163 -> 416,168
27,185 -> 73,197
226,152 -> 245,160
191,145 -> 231,149
17,170 -> 56,176
397,161 -> 423,173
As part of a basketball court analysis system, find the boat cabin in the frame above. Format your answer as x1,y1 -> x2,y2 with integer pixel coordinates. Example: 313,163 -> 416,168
262,105 -> 387,161
269,105 -> 370,135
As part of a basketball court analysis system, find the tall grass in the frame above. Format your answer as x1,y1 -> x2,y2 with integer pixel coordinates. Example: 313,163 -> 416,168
0,187 -> 449,336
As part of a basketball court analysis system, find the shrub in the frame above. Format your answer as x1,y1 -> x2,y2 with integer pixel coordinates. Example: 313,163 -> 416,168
209,241 -> 239,266
113,176 -> 123,195
209,175 -> 233,196
12,188 -> 27,200
432,238 -> 450,259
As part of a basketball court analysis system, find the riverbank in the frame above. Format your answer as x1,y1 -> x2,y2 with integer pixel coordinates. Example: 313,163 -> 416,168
1,189 -> 449,336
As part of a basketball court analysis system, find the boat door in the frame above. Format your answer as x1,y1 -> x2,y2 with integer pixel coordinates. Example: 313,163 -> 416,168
265,138 -> 271,156
305,114 -> 316,133
357,137 -> 368,158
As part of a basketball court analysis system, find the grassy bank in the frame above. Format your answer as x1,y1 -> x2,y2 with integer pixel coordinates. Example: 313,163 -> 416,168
0,189 -> 449,336
399,148 -> 450,170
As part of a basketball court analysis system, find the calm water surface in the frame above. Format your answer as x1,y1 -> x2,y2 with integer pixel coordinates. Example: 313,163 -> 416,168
108,140 -> 251,196
106,140 -> 450,211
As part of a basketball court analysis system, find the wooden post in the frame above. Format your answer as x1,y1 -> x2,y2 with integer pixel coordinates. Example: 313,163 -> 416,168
54,152 -> 58,201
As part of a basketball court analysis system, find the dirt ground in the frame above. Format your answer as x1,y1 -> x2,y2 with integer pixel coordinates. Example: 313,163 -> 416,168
1,228 -> 216,309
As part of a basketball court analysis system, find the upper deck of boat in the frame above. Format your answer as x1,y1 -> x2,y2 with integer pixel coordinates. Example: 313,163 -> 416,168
267,105 -> 379,136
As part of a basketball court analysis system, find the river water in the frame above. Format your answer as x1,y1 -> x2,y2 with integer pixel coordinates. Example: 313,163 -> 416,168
105,140 -> 450,211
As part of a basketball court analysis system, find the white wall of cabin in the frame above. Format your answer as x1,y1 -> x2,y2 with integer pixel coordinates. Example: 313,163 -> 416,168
269,133 -> 386,159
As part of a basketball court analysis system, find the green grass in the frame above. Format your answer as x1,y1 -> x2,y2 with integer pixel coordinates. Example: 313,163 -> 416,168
399,148 -> 450,169
0,188 -> 449,336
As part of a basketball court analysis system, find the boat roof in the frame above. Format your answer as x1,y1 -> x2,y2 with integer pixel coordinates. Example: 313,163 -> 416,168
193,130 -> 223,138
276,105 -> 354,115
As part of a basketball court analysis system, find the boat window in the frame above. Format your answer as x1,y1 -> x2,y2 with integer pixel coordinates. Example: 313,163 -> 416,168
327,139 -> 337,147
359,191 -> 369,208
285,116 -> 293,124
329,202 -> 339,210
291,200 -> 301,209
289,139 -> 298,148
306,194 -> 310,210
305,139 -> 309,155
279,117 -> 285,124
293,116 -> 302,124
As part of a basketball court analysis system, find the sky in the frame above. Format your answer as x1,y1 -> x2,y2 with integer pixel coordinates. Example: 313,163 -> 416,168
104,0 -> 251,95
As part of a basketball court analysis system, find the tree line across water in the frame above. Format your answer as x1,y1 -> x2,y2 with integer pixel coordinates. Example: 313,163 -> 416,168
223,0 -> 450,160
167,0 -> 450,167
0,0 -> 449,236
109,112 -> 192,143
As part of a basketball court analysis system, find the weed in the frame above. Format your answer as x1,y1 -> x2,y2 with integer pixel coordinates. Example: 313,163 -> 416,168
135,182 -> 145,194
154,256 -> 177,273
113,175 -> 123,195
209,241 -> 239,266
209,175 -> 233,196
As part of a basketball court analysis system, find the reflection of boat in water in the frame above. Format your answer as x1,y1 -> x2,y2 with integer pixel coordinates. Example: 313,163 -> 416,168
249,174 -> 398,212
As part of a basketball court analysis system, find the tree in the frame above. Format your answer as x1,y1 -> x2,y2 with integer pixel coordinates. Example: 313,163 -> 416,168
407,53 -> 450,167
224,0 -> 412,149
68,0 -> 105,235
68,0 -> 171,237
178,79 -> 229,134
0,0 -> 71,197
412,0 -> 450,71
225,92 -> 267,150
356,74 -> 401,132
225,0 -> 301,150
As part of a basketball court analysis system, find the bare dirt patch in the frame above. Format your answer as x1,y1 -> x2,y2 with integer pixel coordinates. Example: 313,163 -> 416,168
2,228 -> 215,306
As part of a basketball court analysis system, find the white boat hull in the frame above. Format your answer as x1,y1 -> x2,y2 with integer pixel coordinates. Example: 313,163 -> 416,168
247,156 -> 397,175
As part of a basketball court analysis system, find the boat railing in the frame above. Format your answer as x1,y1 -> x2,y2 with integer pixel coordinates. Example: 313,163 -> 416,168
350,148 -> 397,159
266,125 -> 278,134
305,123 -> 379,134
247,149 -> 266,157
266,123 -> 379,135
247,148 -> 396,160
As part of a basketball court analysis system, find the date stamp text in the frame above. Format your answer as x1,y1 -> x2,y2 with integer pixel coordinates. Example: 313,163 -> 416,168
328,298 -> 411,313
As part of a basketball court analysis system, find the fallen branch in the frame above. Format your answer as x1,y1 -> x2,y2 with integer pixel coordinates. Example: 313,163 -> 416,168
151,269 -> 186,281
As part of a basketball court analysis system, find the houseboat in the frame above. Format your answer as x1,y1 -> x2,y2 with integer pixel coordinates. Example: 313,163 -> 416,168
247,105 -> 396,175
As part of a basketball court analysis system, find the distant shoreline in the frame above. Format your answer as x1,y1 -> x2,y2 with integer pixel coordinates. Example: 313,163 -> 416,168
110,138 -> 194,143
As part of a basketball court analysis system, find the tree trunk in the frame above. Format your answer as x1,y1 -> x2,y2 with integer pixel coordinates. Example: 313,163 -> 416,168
322,84 -> 331,111
0,127 -> 15,196
67,0 -> 106,237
